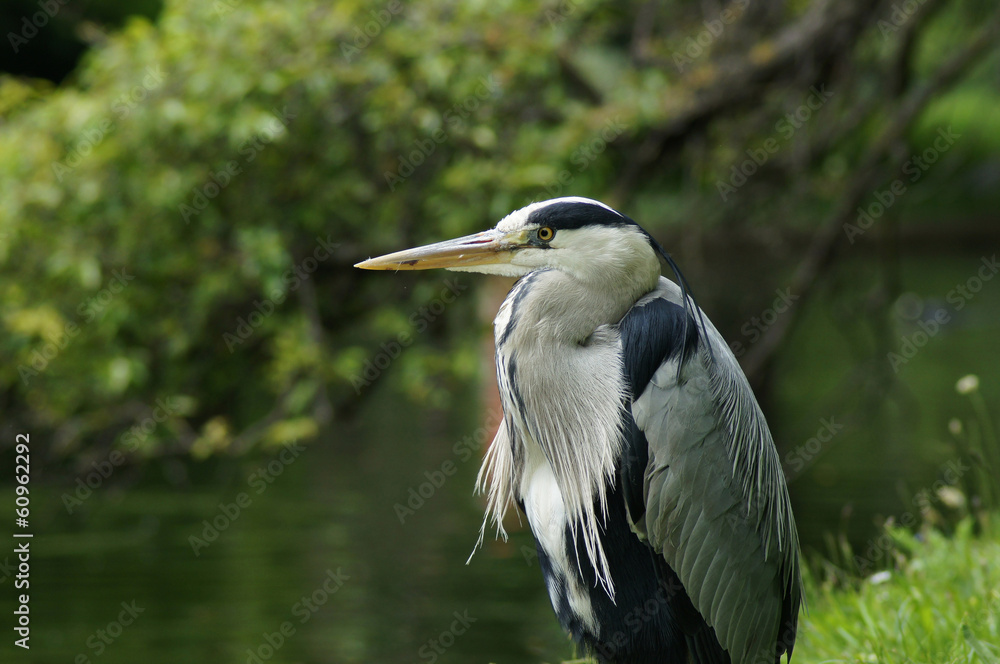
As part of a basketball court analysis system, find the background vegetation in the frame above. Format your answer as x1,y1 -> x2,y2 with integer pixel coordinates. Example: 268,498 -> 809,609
1,0 -> 998,662
796,519 -> 1000,664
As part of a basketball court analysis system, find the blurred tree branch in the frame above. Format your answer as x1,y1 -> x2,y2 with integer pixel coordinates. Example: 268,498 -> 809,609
613,0 -> 876,200
742,3 -> 1000,385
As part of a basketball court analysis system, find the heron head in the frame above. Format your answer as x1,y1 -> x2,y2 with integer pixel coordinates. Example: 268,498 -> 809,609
355,197 -> 661,287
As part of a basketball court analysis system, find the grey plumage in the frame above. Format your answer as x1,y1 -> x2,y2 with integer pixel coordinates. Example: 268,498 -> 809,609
630,279 -> 801,663
355,197 -> 802,664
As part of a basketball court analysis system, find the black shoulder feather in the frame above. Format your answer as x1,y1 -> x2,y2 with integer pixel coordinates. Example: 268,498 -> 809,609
618,297 -> 700,399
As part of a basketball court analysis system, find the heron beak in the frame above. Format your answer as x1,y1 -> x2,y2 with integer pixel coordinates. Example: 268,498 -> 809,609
354,229 -> 525,271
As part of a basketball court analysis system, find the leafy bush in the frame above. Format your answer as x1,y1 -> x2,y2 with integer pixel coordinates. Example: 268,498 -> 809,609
2,0 -> 998,461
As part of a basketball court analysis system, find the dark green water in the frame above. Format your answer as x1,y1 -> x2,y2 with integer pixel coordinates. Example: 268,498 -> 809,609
2,390 -> 575,663
2,250 -> 998,664
771,251 -> 1000,550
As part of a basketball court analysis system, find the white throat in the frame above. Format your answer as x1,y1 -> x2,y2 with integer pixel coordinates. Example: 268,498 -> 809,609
474,242 -> 659,599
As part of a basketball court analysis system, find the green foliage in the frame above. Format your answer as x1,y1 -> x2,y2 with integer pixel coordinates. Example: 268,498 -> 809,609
0,0 -> 549,455
1,0 -> 695,458
1,0 -> 998,460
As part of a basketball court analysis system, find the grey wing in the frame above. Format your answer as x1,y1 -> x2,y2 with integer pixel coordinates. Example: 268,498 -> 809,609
619,278 -> 802,664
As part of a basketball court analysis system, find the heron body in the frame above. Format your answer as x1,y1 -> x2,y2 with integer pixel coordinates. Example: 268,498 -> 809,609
356,198 -> 802,664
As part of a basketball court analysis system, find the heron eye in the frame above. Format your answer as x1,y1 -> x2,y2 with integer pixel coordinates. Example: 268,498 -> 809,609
537,227 -> 555,242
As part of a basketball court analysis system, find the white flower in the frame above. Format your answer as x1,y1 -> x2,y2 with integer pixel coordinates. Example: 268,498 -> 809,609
868,570 -> 891,585
956,374 -> 979,395
937,486 -> 966,509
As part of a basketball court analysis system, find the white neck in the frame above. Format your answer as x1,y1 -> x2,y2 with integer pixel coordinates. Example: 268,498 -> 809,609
485,245 -> 659,599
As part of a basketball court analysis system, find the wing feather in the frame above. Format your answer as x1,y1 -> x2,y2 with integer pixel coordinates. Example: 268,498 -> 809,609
619,278 -> 802,664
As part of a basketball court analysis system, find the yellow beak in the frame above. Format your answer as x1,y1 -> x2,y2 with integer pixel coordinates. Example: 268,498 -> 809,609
354,229 -> 526,271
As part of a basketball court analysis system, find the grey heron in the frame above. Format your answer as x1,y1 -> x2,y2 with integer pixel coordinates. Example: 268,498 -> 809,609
356,197 -> 802,664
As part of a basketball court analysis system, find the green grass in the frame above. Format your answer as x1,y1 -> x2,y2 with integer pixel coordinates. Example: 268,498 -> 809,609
559,518 -> 1000,664
796,519 -> 1000,663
